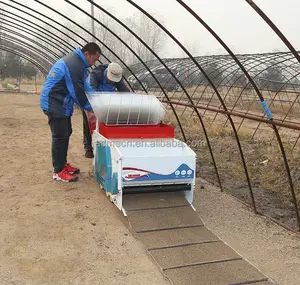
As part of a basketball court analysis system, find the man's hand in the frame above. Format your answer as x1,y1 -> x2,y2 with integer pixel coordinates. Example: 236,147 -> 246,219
85,110 -> 96,124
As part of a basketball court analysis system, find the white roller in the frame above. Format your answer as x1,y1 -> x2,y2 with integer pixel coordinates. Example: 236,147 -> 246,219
86,92 -> 165,125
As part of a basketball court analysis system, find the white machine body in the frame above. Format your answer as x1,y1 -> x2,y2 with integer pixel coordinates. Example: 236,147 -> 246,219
87,92 -> 197,215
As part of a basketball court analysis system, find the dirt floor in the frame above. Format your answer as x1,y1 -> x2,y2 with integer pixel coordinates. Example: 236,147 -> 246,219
196,179 -> 300,285
1,94 -> 300,285
0,94 -> 171,285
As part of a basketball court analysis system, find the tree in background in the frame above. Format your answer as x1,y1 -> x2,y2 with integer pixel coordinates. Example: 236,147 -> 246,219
85,10 -> 166,66
122,13 -> 166,64
0,52 -> 21,79
178,40 -> 200,58
34,9 -> 166,67
0,51 -> 38,81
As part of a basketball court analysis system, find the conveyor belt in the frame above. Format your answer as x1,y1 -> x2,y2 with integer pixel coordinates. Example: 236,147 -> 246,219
123,191 -> 278,285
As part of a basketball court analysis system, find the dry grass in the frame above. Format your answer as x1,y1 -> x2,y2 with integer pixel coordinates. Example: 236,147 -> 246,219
165,108 -> 300,222
163,86 -> 300,213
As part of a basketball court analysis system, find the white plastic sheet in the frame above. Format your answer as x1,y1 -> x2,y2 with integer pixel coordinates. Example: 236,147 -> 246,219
86,92 -> 165,125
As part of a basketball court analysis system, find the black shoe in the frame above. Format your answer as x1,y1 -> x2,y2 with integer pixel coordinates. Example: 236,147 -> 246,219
85,150 -> 94,158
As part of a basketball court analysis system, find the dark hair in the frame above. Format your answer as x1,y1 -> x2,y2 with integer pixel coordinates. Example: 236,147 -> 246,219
81,42 -> 101,54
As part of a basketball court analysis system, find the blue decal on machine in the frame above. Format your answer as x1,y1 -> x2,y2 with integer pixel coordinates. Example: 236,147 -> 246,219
95,142 -> 113,192
122,163 -> 194,182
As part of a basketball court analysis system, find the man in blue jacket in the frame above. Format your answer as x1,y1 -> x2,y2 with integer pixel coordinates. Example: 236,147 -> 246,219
40,42 -> 101,182
83,62 -> 129,158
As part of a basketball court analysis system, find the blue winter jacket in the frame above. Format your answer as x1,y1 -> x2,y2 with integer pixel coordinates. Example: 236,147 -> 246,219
40,48 -> 93,117
87,64 -> 129,92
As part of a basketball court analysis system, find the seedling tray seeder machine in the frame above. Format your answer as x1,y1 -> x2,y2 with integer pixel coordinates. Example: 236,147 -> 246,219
86,92 -> 196,216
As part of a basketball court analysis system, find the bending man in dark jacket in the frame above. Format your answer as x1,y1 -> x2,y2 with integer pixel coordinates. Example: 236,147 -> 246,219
40,42 -> 101,182
83,62 -> 129,158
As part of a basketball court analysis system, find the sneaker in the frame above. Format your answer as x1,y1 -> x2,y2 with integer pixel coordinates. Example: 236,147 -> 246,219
65,163 -> 80,174
53,168 -> 78,182
85,150 -> 94,158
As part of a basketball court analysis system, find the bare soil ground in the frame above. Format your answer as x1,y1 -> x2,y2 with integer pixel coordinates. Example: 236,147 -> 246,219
196,178 -> 300,285
0,94 -> 171,285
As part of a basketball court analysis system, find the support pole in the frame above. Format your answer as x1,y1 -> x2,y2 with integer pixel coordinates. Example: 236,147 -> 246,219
91,1 -> 95,39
